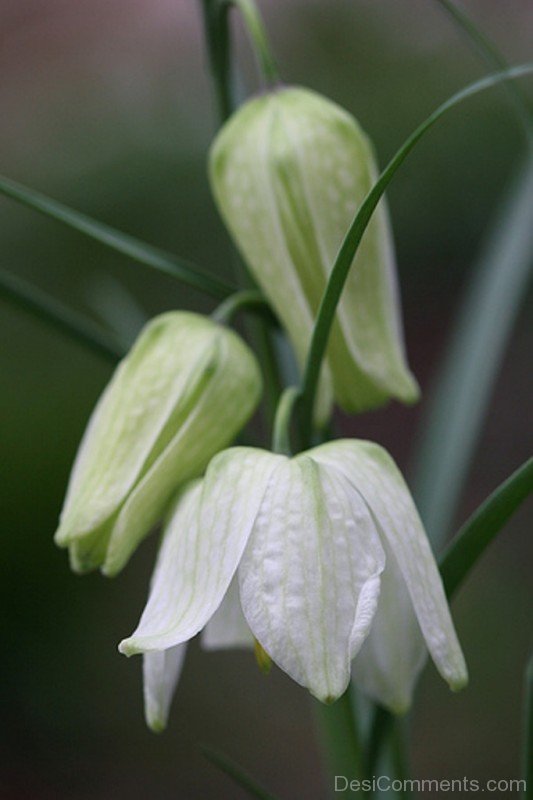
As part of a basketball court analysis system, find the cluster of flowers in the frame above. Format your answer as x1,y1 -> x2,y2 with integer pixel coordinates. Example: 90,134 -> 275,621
55,87 -> 467,731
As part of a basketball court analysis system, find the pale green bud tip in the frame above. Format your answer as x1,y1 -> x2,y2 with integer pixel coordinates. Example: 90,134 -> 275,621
54,311 -> 262,575
209,86 -> 419,418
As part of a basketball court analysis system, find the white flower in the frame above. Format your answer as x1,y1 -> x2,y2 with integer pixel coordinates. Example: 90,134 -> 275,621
54,312 -> 262,576
209,87 -> 419,424
119,440 -> 467,730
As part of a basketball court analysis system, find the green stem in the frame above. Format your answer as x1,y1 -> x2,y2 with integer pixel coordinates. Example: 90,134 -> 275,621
297,64 -> 533,443
365,705 -> 394,779
524,654 -> 533,800
314,688 -> 366,799
228,0 -> 279,86
211,288 -> 270,323
272,386 -> 298,455
0,268 -> 124,362
201,0 -> 235,121
0,173 -> 234,300
389,719 -> 411,799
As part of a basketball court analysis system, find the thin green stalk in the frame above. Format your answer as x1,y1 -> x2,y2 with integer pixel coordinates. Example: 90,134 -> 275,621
272,386 -> 298,455
314,688 -> 366,799
365,705 -> 394,779
524,654 -> 533,800
201,0 -> 235,121
297,64 -> 533,443
0,173 -> 234,300
0,268 -> 124,362
434,0 -> 533,136
202,745 -> 281,800
211,288 -> 270,323
228,0 -> 279,86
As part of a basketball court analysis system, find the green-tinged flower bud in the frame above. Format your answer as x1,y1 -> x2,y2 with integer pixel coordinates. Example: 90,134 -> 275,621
209,86 -> 419,423
54,312 -> 262,577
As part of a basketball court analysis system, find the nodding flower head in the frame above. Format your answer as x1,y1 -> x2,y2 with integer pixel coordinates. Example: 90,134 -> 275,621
119,439 -> 466,731
54,311 -> 262,577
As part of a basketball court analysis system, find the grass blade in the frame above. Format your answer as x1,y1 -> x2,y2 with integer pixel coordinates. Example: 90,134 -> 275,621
440,458 -> 533,599
0,268 -> 124,362
298,64 -> 533,438
411,157 -> 533,546
201,745 -> 281,800
0,173 -> 235,300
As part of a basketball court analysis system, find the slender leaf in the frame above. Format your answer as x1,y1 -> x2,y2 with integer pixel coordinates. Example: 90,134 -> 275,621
412,157 -> 533,545
440,458 -> 533,599
525,654 -> 533,800
434,0 -> 533,135
0,173 -> 235,299
298,64 -> 533,438
201,745 -> 281,800
0,268 -> 124,362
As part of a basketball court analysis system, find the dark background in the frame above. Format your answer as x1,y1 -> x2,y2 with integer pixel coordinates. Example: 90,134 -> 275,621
1,1 -> 531,798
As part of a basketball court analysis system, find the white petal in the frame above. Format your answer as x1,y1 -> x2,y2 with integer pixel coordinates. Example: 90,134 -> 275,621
311,440 -> 467,693
239,456 -> 385,702
202,577 -> 253,651
143,644 -> 186,732
351,541 -> 426,713
119,449 -> 283,656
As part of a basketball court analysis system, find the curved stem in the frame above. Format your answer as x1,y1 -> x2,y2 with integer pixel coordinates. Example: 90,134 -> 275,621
211,288 -> 270,324
298,64 -> 533,442
0,268 -> 124,362
272,386 -> 298,455
313,688 -> 365,799
228,0 -> 279,86
201,0 -> 236,122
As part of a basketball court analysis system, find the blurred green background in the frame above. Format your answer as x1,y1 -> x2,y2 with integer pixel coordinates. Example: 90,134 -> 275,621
1,1 -> 531,797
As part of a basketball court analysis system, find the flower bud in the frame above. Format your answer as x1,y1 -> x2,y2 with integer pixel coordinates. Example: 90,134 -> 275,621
54,312 -> 262,577
209,87 -> 419,422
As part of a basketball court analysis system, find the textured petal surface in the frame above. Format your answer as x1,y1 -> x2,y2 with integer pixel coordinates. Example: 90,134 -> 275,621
143,644 -> 186,732
102,325 -> 261,575
311,440 -> 467,693
119,449 -> 283,655
239,456 -> 385,702
209,86 -> 418,418
351,543 -> 426,713
201,576 -> 253,651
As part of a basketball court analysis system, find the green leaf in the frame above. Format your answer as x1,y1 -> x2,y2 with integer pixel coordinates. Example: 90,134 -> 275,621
525,654 -> 533,800
0,173 -> 235,299
439,458 -> 533,599
298,64 -> 533,438
201,745 -> 281,800
0,267 -> 124,362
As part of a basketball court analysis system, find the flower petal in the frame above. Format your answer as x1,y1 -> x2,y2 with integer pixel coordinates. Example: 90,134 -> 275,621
351,544 -> 426,713
143,644 -> 187,732
311,440 -> 467,693
119,449 -> 283,656
201,577 -> 253,651
239,456 -> 385,703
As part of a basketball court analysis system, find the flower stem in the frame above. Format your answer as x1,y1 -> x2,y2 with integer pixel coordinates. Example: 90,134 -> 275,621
211,288 -> 270,324
228,0 -> 279,86
313,688 -> 365,799
272,386 -> 298,455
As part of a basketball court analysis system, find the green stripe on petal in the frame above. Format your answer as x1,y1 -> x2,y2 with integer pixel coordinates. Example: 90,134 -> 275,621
119,449 -> 283,656
310,439 -> 468,695
238,456 -> 385,703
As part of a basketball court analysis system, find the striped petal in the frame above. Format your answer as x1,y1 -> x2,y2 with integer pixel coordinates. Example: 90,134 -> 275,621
310,440 -> 467,695
119,449 -> 283,656
239,456 -> 385,702
143,645 -> 187,733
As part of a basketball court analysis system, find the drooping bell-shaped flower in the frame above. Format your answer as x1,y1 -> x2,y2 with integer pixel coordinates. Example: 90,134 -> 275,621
54,312 -> 262,577
120,440 -> 467,730
209,87 -> 419,423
